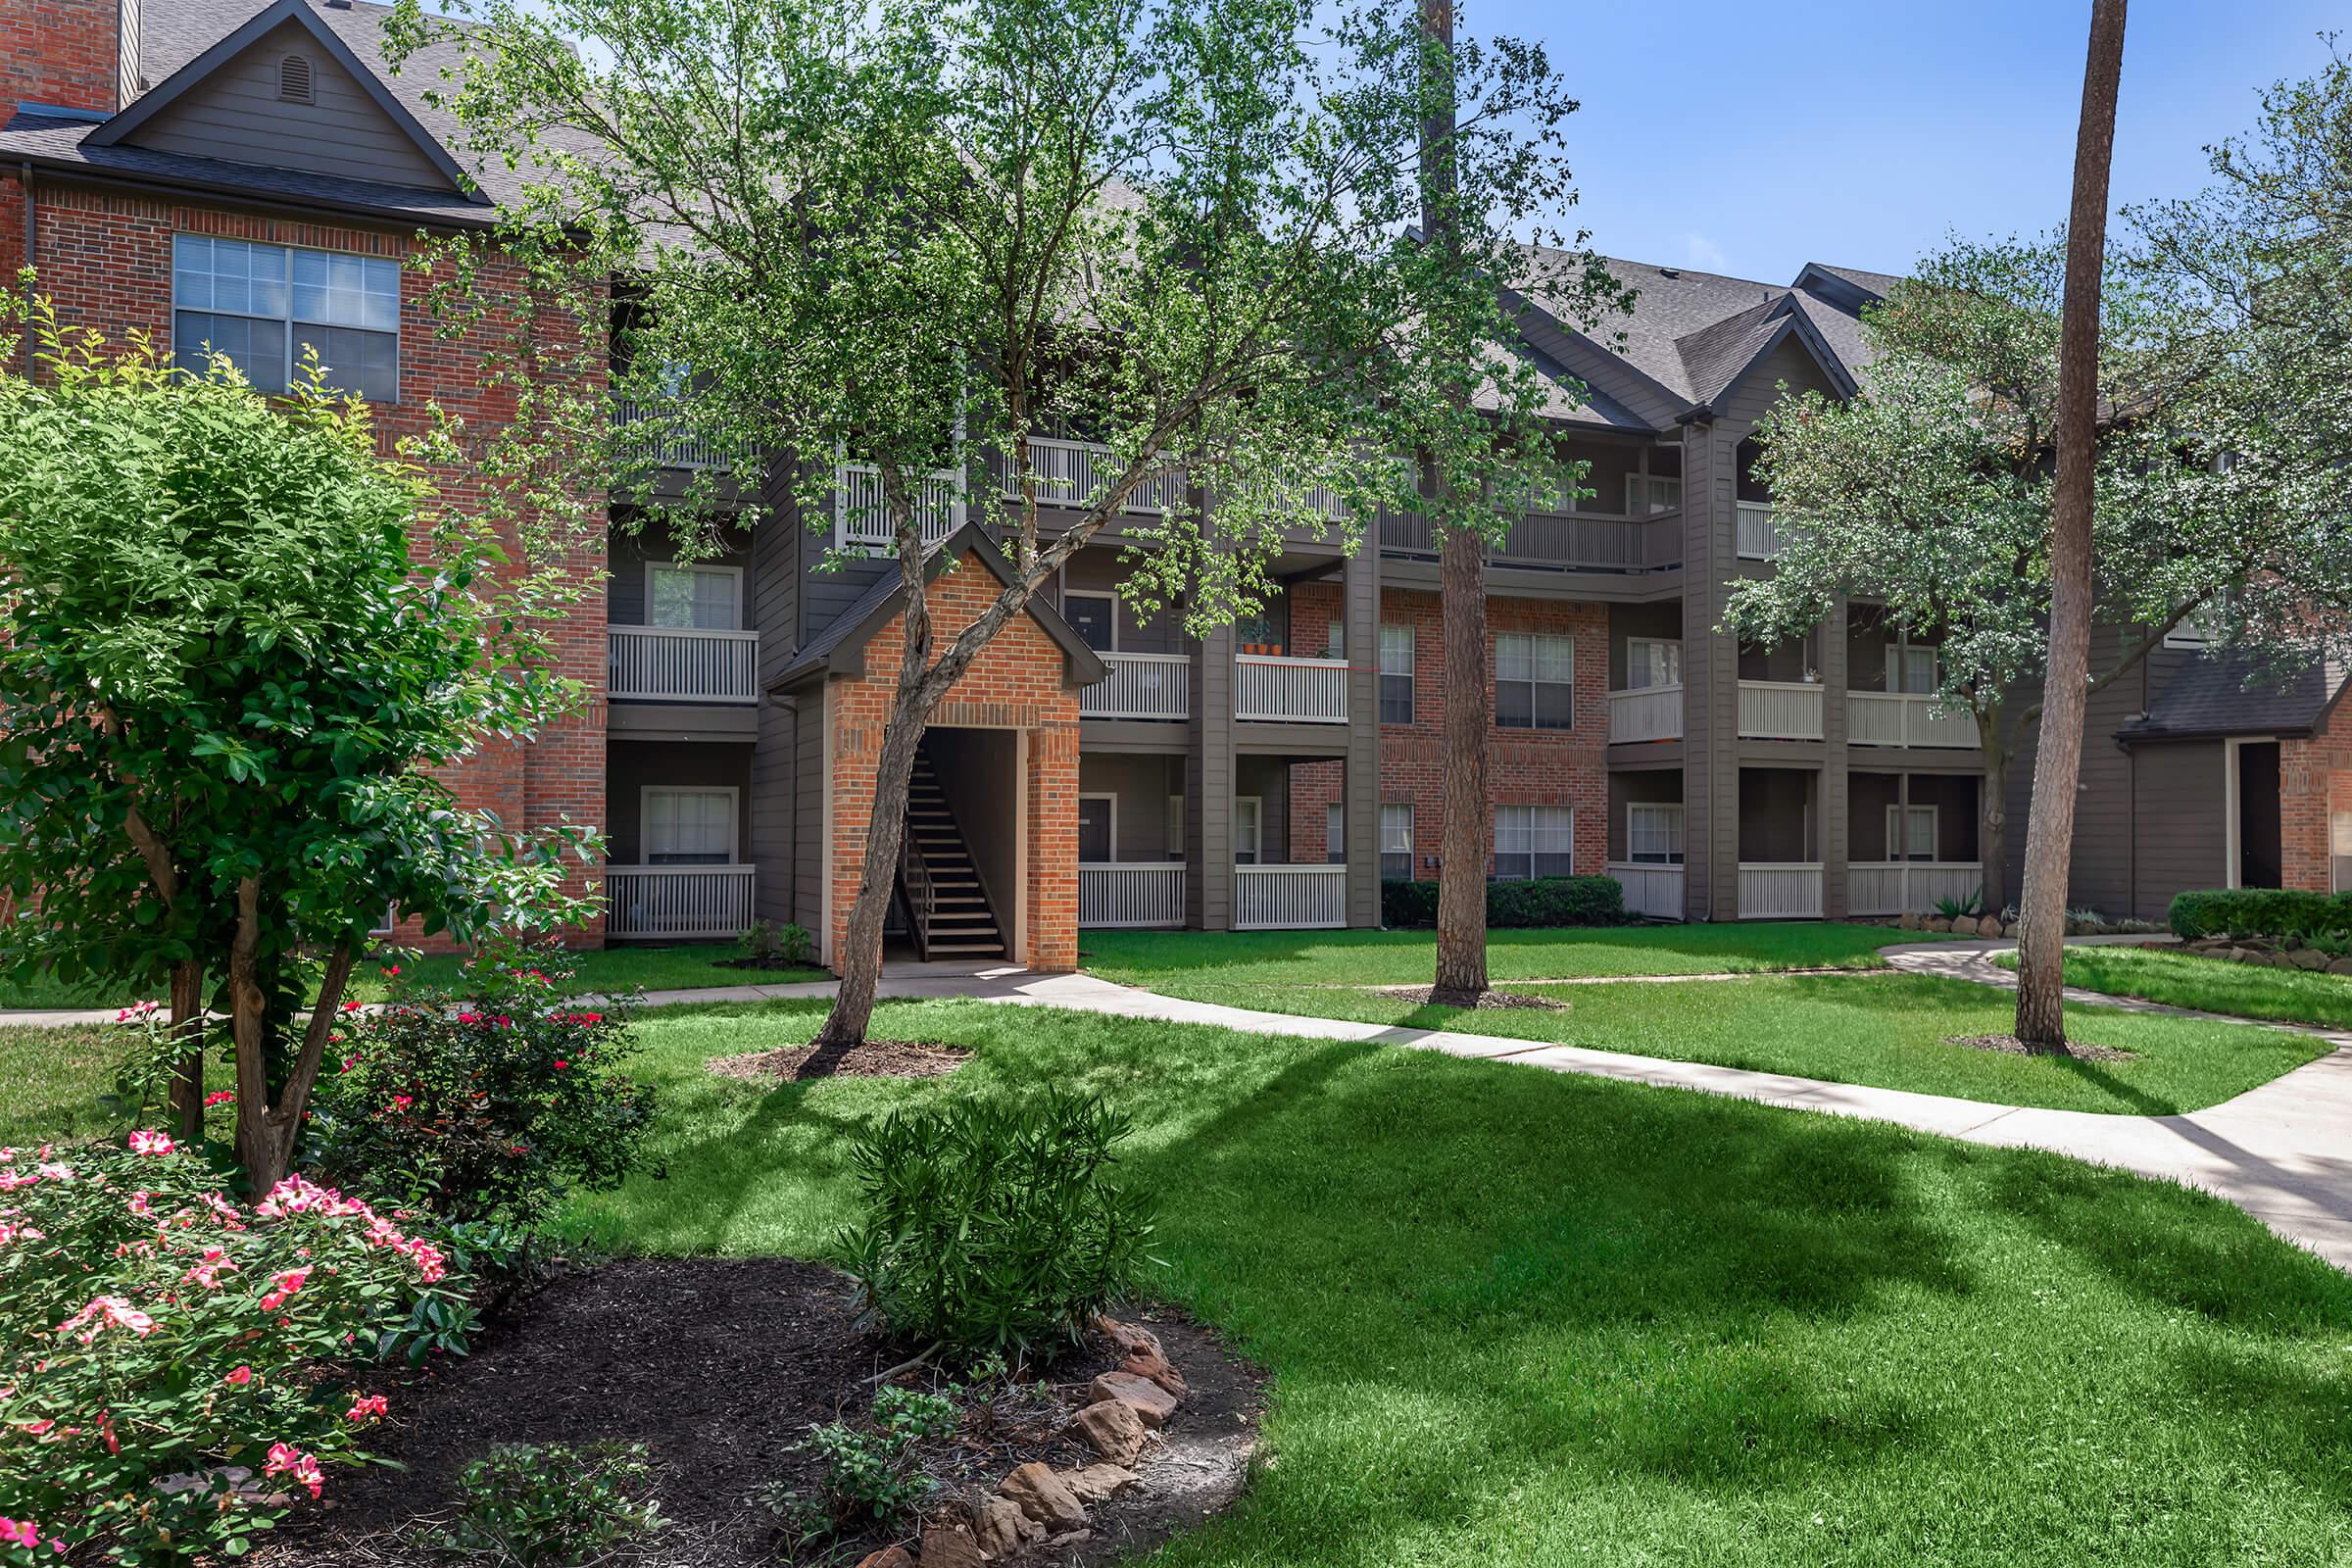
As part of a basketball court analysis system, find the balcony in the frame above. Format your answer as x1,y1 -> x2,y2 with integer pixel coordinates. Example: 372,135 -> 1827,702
1606,861 -> 1685,919
835,462 -> 966,552
613,398 -> 742,471
609,626 -> 760,704
1735,501 -> 1786,560
1737,680 -> 1825,740
1849,861 -> 1986,917
1078,862 -> 1187,926
1607,684 -> 1683,743
1848,692 -> 1980,749
1738,862 -> 1823,919
1081,652 -> 1190,720
999,437 -> 1184,514
605,863 -> 756,940
1379,509 -> 1672,572
1234,863 -> 1348,928
1235,654 -> 1348,723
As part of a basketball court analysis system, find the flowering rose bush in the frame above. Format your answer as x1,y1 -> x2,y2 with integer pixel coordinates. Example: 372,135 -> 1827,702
0,1138 -> 471,1563
306,947 -> 654,1230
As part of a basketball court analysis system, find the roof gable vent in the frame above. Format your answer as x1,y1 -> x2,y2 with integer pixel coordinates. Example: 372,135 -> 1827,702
278,53 -> 314,103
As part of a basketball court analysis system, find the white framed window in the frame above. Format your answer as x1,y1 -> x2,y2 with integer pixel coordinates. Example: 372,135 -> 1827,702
1496,632 -> 1574,730
1886,640 -> 1937,694
1380,803 -> 1414,881
2332,811 -> 2352,893
646,562 -> 742,630
1628,803 -> 1685,864
1077,793 -> 1117,863
1234,797 -> 1263,865
1325,802 -> 1346,864
1493,805 -> 1573,881
1062,589 -> 1118,652
1886,804 -> 1937,861
172,233 -> 399,402
1626,474 -> 1682,515
1625,637 -> 1680,690
643,786 -> 737,865
1379,623 -> 1414,724
1324,617 -> 1345,661
1165,794 -> 1185,860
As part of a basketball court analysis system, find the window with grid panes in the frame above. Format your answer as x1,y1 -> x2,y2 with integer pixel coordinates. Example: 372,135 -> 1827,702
1493,805 -> 1572,880
1496,632 -> 1574,730
173,234 -> 399,402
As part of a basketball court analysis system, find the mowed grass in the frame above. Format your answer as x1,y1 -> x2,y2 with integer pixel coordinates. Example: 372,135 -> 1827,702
556,998 -> 2352,1567
0,1023 -> 132,1144
1993,945 -> 2352,1032
1080,921 -> 1940,992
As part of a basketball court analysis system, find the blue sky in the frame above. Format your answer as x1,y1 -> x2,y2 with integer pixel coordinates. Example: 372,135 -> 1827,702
1496,1 -> 2342,284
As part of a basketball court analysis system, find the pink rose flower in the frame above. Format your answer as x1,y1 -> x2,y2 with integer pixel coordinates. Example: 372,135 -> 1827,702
224,1365 -> 254,1386
127,1131 -> 173,1156
345,1393 -> 388,1422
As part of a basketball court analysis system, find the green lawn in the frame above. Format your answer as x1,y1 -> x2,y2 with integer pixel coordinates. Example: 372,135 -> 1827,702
1081,921 -> 1937,992
1085,936 -> 2323,1113
0,1023 -> 133,1144
0,940 -> 821,1013
551,998 -> 2352,1566
1992,945 -> 2352,1032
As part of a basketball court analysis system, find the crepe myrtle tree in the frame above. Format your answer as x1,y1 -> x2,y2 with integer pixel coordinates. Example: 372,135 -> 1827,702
1721,229 -> 2345,915
392,0 -> 1621,1047
0,297 -> 596,1193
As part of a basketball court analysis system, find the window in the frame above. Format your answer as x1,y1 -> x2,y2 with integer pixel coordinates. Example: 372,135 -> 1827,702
1062,590 -> 1117,652
646,562 -> 741,629
1496,632 -> 1574,730
1379,623 -> 1414,724
1165,795 -> 1185,860
1493,805 -> 1573,881
1325,802 -> 1346,864
1078,795 -> 1115,863
1626,474 -> 1682,515
1323,617 -> 1345,661
1628,803 -> 1685,864
1886,641 -> 1937,694
1625,637 -> 1680,690
278,54 -> 313,103
1886,804 -> 1937,861
1234,797 -> 1262,865
172,234 -> 399,402
1380,803 -> 1414,881
643,787 -> 736,865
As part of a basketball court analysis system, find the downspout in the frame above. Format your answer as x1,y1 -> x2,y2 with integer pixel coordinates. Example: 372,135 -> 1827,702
15,164 -> 30,377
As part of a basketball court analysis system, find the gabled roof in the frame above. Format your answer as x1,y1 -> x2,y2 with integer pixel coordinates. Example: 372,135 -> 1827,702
86,0 -> 483,200
2119,652 -> 2348,743
769,524 -> 1110,693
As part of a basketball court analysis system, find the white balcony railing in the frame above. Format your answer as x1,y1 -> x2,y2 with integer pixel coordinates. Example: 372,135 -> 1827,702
1607,684 -> 1683,743
613,398 -> 742,470
1847,692 -> 1981,749
608,626 -> 760,704
999,437 -> 1184,515
1606,862 -> 1685,920
1082,652 -> 1190,720
1078,862 -> 1187,927
1849,861 -> 1986,917
1736,501 -> 1785,560
835,462 -> 966,553
1235,654 -> 1348,723
1235,863 -> 1348,929
1739,862 -> 1823,919
604,864 -> 756,940
1738,680 -> 1826,740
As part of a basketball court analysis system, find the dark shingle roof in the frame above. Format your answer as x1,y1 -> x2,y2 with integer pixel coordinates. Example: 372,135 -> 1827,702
2120,652 -> 2345,742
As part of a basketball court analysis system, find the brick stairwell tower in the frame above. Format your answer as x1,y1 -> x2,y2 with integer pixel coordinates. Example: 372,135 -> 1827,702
2,0 -> 141,121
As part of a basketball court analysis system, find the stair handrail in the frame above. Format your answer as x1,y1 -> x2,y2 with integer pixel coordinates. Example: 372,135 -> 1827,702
900,818 -> 937,961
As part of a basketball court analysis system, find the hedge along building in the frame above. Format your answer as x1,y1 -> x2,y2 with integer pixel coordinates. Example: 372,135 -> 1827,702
9,0 -> 2350,971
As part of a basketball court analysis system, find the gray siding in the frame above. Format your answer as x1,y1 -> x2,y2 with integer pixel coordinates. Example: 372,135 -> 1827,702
1079,754 -> 1185,860
124,22 -> 455,190
610,522 -> 755,627
607,741 -> 753,863
748,507 -> 801,929
2130,741 -> 2228,914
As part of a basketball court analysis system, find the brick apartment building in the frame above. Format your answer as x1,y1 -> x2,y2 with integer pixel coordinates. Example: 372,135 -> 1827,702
9,0 -> 2351,973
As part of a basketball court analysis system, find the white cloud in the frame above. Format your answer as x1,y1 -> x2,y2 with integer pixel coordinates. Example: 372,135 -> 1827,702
1683,231 -> 1733,272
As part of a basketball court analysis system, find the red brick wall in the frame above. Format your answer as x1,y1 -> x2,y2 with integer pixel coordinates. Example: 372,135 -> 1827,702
3,185 -> 609,946
1295,588 -> 1608,877
3,0 -> 120,118
2281,698 -> 2352,893
824,554 -> 1082,972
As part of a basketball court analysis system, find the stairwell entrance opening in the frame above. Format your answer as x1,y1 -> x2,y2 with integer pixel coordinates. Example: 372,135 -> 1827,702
899,728 -> 1019,960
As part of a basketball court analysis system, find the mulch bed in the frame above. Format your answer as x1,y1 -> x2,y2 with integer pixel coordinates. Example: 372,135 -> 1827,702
1945,1033 -> 2138,1062
710,1039 -> 971,1082
257,1259 -> 1265,1568
1372,984 -> 1569,1011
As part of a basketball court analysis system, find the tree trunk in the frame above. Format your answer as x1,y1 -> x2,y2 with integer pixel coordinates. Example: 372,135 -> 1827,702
224,871 -> 358,1193
1976,706 -> 2010,915
166,959 -> 204,1143
2016,0 -> 2127,1049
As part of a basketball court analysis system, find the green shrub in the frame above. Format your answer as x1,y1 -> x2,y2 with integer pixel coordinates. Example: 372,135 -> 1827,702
1380,874 -> 1625,929
1935,888 -> 1985,920
836,1094 -> 1156,1357
784,1386 -> 959,1532
748,920 -> 812,966
427,1442 -> 665,1566
2168,887 -> 2352,941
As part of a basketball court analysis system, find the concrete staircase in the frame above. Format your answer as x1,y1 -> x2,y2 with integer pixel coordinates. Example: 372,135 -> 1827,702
903,750 -> 1006,958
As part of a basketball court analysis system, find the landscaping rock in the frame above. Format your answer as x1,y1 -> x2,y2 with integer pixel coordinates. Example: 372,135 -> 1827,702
1119,1348 -> 1188,1397
1975,915 -> 2002,937
1897,911 -> 1920,931
857,1549 -> 914,1568
973,1496 -> 1044,1558
918,1523 -> 986,1568
2292,948 -> 2331,970
1089,1370 -> 1182,1428
1063,1463 -> 1140,1503
1070,1397 -> 1148,1464
1000,1461 -> 1090,1533
2329,956 -> 2352,976
2002,921 -> 2019,938
1926,916 -> 1952,933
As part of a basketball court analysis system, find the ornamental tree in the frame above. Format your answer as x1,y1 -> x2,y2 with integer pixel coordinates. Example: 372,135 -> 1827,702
0,298 -> 597,1194
393,0 -> 1616,1047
